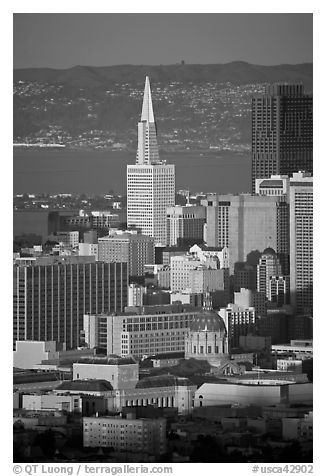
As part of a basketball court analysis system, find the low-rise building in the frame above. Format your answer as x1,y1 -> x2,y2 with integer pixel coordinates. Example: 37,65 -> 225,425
194,381 -> 312,407
13,340 -> 96,370
73,356 -> 139,390
83,304 -> 202,358
117,375 -> 196,415
83,415 -> 166,458
272,340 -> 313,359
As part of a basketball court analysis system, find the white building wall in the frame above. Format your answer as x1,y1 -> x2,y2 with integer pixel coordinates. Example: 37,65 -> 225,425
73,363 -> 139,390
194,382 -> 284,407
13,341 -> 58,369
127,164 -> 175,246
78,243 -> 99,260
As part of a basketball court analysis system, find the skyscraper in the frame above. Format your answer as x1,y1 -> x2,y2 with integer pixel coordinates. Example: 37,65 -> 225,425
202,194 -> 289,274
127,77 -> 175,245
289,171 -> 313,315
251,84 -> 313,192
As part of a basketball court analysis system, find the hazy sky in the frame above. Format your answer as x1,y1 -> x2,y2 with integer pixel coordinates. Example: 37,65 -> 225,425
13,13 -> 312,69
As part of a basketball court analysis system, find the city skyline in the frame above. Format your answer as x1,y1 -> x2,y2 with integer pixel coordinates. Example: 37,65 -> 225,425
11,10 -> 316,467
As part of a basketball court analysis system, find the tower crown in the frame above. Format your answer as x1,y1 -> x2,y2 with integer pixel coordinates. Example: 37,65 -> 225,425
136,76 -> 160,165
141,76 -> 155,123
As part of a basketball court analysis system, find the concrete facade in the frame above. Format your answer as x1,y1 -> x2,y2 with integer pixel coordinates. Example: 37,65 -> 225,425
73,361 -> 139,390
202,194 -> 289,273
289,172 -> 313,314
98,233 -> 155,277
194,381 -> 312,407
83,415 -> 166,457
166,205 -> 206,247
84,304 -> 202,358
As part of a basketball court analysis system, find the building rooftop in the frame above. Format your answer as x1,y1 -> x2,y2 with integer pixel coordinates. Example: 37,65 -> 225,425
74,356 -> 137,366
259,180 -> 284,188
150,352 -> 184,360
56,379 -> 114,392
136,374 -> 192,389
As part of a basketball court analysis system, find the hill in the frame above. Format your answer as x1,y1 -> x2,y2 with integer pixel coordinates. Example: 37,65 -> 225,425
13,62 -> 313,149
14,61 -> 313,89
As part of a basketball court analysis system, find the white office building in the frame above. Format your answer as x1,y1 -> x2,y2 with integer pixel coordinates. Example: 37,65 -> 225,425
127,77 -> 175,245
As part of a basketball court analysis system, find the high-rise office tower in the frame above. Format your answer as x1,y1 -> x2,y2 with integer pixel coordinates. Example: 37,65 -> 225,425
166,205 -> 206,247
127,77 -> 175,245
251,84 -> 313,192
202,194 -> 289,274
13,257 -> 128,349
289,172 -> 313,315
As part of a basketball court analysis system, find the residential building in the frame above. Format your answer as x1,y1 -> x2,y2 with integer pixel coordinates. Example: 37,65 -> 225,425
127,77 -> 175,245
83,415 -> 167,458
251,83 -> 312,192
289,172 -> 313,314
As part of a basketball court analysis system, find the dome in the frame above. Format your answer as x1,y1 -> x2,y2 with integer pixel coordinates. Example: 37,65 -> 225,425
190,309 -> 226,334
262,247 -> 276,255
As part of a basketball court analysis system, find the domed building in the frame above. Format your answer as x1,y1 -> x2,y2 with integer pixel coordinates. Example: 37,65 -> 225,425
185,294 -> 229,365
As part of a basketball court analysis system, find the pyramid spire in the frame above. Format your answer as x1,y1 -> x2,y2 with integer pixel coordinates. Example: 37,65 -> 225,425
141,76 -> 155,123
136,76 -> 160,165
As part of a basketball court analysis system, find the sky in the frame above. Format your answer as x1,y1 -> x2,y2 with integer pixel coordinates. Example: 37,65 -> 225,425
13,13 -> 313,69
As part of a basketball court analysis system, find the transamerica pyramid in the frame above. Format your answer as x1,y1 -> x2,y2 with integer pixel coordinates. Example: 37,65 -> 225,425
136,76 -> 160,164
